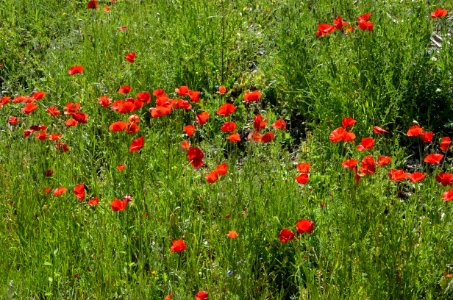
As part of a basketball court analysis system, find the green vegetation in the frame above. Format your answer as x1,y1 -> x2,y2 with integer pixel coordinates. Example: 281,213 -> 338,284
0,0 -> 452,299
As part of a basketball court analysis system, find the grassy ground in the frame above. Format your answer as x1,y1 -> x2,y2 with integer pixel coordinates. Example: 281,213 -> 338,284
0,0 -> 452,299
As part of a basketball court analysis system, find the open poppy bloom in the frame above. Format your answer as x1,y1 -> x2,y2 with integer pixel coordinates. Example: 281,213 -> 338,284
205,170 -> 219,183
74,184 -> 85,201
188,90 -> 201,102
125,52 -> 136,63
342,159 -> 358,169
220,122 -> 237,133
170,239 -> 186,252
184,125 -> 195,137
187,147 -> 204,168
333,16 -> 349,30
296,219 -> 314,234
227,230 -> 238,239
424,153 -> 444,164
388,169 -> 410,181
32,91 -> 46,100
342,117 -> 356,128
53,187 -> 67,196
373,126 -> 388,135
316,23 -> 335,36
111,198 -> 128,211
279,228 -> 294,243
55,142 -> 69,152
360,155 -> 376,175
180,140 -> 191,149
72,112 -> 88,124
261,132 -> 275,143
196,112 -> 210,125
435,172 -> 453,186
46,106 -> 60,116
87,0 -> 98,9
98,96 -> 112,107
431,8 -> 448,18
227,133 -> 241,143
442,189 -> 453,202
407,125 -> 423,137
409,172 -> 427,182
194,290 -> 208,300
297,162 -> 310,173
22,103 -> 38,114
129,136 -> 144,152
216,163 -> 228,175
118,85 -> 132,94
68,65 -> 83,75
329,127 -> 356,143
439,137 -> 451,151
175,86 -> 189,96
216,103 -> 237,116
421,131 -> 433,143
243,90 -> 262,102
48,134 -> 62,141
253,114 -> 267,132
272,119 -> 286,130
377,156 -> 392,166
88,197 -> 99,207
64,102 -> 80,114
8,116 -> 19,125
295,173 -> 309,184
109,121 -> 128,132
136,92 -> 150,104
218,85 -> 227,94
356,137 -> 375,151
117,164 -> 125,171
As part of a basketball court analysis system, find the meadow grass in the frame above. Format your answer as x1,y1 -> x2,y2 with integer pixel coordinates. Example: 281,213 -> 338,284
0,0 -> 452,299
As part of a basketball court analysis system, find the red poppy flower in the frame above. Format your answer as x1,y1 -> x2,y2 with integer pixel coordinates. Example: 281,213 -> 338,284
243,90 -> 262,102
88,197 -> 99,207
46,106 -> 60,116
104,5 -> 110,12
53,187 -> 67,196
227,230 -> 238,239
117,164 -> 125,171
435,172 -> 453,186
296,219 -> 314,234
297,162 -> 310,173
125,52 -> 136,63
32,91 -> 46,100
44,187 -> 52,193
1,96 -> 10,106
431,8 -> 448,18
442,189 -> 453,202
216,163 -> 228,175
44,169 -> 55,177
194,290 -> 208,300
170,239 -> 186,252
261,132 -> 274,143
206,170 -> 219,183
316,23 -> 335,36
184,125 -> 195,137
98,96 -> 112,107
424,153 -> 444,164
153,89 -> 166,98
279,228 -> 294,243
409,172 -> 427,182
149,106 -> 172,118
68,65 -> 83,75
216,103 -> 237,116
361,155 -> 376,175
8,116 -> 19,125
109,121 -> 128,132
421,131 -> 433,143
48,134 -> 62,141
196,112 -> 210,125
388,169 -> 409,181
72,112 -> 88,124
220,121 -> 237,133
295,173 -> 309,184
188,90 -> 201,102
440,137 -> 451,151
227,133 -> 241,143
55,142 -> 69,152
87,0 -> 98,9
377,156 -> 392,166
272,119 -> 286,130
180,140 -> 191,149
126,122 -> 139,134
373,126 -> 388,135
35,131 -> 47,141
135,92 -> 150,104
74,184 -> 85,201
118,85 -> 132,94
342,117 -> 356,128
118,25 -> 127,31
129,136 -> 144,152
248,131 -> 263,142
407,125 -> 423,137
175,86 -> 189,96
65,118 -> 78,127
64,102 -> 80,114
22,103 -> 38,114
111,198 -> 127,211
329,127 -> 356,143
187,147 -> 204,168
218,86 -> 227,94
24,129 -> 34,137
333,16 -> 349,30
342,159 -> 358,169
356,137 -> 375,151
253,114 -> 267,132
128,114 -> 140,124
358,20 -> 373,31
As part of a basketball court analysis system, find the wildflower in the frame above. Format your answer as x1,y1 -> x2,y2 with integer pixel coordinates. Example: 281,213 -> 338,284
435,172 -> 453,186
53,187 -> 67,196
111,198 -> 127,211
377,156 -> 392,166
87,0 -> 98,9
407,125 -> 423,137
32,91 -> 46,100
117,164 -> 125,171
170,239 -> 186,252
421,131 -> 433,143
206,171 -> 219,183
316,23 -> 335,36
118,85 -> 132,94
333,16 -> 349,30
279,228 -> 294,243
297,162 -> 310,173
227,133 -> 241,143
272,119 -> 286,130
431,8 -> 448,18
442,189 -> 453,202
342,159 -> 358,169
409,172 -> 427,182
220,121 -> 237,133
216,163 -> 228,175
22,103 -> 38,114
109,121 -> 128,132
218,86 -> 227,94
243,90 -> 261,102
227,230 -> 238,239
195,112 -> 210,125
342,117 -> 356,128
98,96 -> 112,107
175,86 -> 189,96
88,197 -> 99,206
187,147 -> 204,168
184,125 -> 195,137
356,137 -> 375,151
8,116 -> 19,125
424,153 -> 444,164
296,219 -> 314,234
295,173 -> 309,184
253,114 -> 267,132
439,137 -> 451,151
125,52 -> 136,63
74,184 -> 85,201
388,169 -> 410,181
46,106 -> 60,116
188,90 -> 201,102
373,126 -> 388,135
261,132 -> 274,143
216,103 -> 237,116
136,92 -> 150,104
194,291 -> 208,300
129,136 -> 144,152
68,65 -> 83,75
